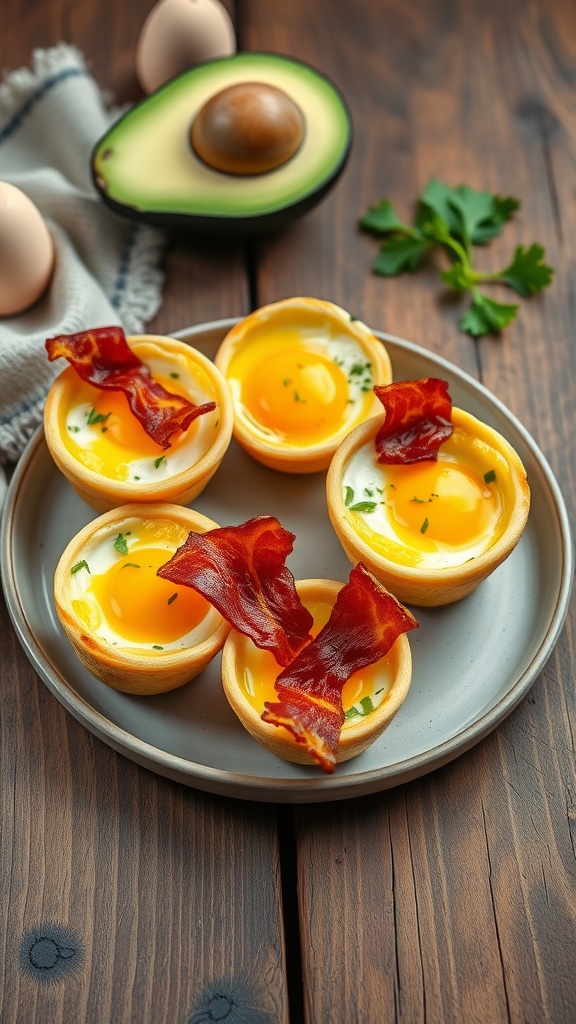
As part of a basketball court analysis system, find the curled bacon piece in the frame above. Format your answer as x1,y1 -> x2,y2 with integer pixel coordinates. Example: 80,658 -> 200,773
157,516 -> 314,666
373,378 -> 453,464
262,563 -> 419,773
46,326 -> 215,449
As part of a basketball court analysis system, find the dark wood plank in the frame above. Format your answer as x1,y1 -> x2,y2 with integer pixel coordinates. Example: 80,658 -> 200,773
0,603 -> 288,1022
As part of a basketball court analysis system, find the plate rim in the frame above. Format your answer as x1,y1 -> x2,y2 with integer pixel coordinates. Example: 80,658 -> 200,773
1,322 -> 574,803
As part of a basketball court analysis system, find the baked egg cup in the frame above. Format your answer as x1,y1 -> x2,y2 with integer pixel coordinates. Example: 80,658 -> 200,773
326,408 -> 531,607
44,334 -> 233,512
214,296 -> 393,473
221,578 -> 413,767
54,502 -> 230,695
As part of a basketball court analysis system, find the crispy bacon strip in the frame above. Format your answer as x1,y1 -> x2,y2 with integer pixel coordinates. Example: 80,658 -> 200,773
46,326 -> 215,449
373,378 -> 453,464
157,516 -> 314,666
262,563 -> 419,773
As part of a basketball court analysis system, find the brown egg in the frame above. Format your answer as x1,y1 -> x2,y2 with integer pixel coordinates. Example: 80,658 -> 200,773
0,182 -> 54,317
135,0 -> 236,95
190,81 -> 305,175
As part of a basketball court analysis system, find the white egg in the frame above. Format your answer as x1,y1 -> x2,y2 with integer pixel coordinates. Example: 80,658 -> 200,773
136,0 -> 236,94
0,182 -> 54,317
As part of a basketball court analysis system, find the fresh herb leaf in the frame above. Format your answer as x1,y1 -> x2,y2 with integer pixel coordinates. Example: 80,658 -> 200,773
345,695 -> 375,720
359,198 -> 413,236
360,179 -> 552,337
71,559 -> 90,575
373,234 -> 432,275
152,645 -> 164,650
114,533 -> 129,555
460,292 -> 519,336
344,485 -> 355,507
498,243 -> 554,297
87,408 -> 110,426
154,455 -> 166,468
349,501 -> 378,513
420,517 -> 429,534
122,562 -> 140,569
484,469 -> 496,483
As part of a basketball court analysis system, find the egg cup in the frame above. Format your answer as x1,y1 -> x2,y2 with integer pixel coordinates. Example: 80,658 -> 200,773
221,578 -> 413,767
214,297 -> 392,473
54,503 -> 230,695
44,334 -> 233,512
326,408 -> 531,607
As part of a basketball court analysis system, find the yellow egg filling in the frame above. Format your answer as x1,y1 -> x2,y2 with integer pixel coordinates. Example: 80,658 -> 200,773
230,596 -> 397,746
70,518 -> 213,652
343,428 -> 508,569
56,341 -> 218,483
224,322 -> 377,449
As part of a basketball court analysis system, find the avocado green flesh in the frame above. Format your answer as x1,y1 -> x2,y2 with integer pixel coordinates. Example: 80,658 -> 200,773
92,53 -> 351,221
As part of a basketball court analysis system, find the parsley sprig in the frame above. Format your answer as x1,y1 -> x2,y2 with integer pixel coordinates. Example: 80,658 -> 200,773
360,180 -> 554,337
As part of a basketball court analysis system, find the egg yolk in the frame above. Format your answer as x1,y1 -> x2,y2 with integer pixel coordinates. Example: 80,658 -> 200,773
60,369 -> 199,477
88,547 -> 209,645
243,347 -> 349,441
383,458 -> 497,549
236,598 -> 393,734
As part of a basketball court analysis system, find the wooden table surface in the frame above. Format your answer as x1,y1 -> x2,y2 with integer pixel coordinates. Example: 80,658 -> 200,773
1,1 -> 575,1021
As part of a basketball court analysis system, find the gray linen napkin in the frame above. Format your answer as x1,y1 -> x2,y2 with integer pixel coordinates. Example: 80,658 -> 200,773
0,44 -> 166,465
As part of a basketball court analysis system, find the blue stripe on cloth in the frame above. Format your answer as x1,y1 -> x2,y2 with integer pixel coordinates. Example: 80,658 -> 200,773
110,224 -> 140,311
0,67 -> 90,145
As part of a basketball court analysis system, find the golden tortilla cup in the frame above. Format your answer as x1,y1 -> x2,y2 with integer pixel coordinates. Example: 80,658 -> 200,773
214,297 -> 392,473
44,334 -> 233,512
54,502 -> 230,694
326,408 -> 531,607
221,578 -> 413,766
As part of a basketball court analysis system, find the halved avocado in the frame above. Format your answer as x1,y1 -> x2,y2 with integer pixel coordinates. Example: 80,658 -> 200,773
91,52 -> 352,235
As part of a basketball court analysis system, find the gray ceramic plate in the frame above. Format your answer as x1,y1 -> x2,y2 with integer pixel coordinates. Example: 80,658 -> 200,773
1,322 -> 573,803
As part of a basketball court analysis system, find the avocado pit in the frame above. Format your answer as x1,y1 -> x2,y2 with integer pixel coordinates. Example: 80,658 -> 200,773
190,81 -> 305,175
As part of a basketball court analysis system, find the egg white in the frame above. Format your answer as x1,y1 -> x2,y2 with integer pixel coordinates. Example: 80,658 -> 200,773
64,344 -> 219,482
69,517 -> 221,652
342,438 -> 503,569
231,330 -> 374,444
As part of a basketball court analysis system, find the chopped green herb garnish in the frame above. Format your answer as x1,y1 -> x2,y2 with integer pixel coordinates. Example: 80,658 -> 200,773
122,562 -> 140,569
345,695 -> 375,719
152,645 -> 164,650
167,593 -> 178,605
344,485 -> 355,507
350,501 -> 378,513
67,425 -> 81,433
282,377 -> 292,386
71,559 -> 90,575
170,372 -> 180,379
154,455 -> 166,468
134,475 -> 141,481
420,517 -> 429,534
349,313 -> 360,321
114,533 -> 129,555
293,391 -> 306,403
87,408 -> 110,426
484,469 -> 497,483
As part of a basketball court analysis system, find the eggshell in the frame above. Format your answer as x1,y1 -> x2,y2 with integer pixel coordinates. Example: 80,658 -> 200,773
136,0 -> 236,94
0,182 -> 54,317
